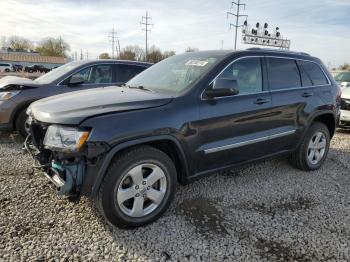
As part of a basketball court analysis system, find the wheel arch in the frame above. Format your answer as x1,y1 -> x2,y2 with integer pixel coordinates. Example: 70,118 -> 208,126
11,101 -> 35,130
91,135 -> 189,197
311,111 -> 336,138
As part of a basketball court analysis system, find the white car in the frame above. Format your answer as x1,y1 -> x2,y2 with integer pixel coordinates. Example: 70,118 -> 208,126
334,71 -> 350,90
339,88 -> 350,128
0,63 -> 13,72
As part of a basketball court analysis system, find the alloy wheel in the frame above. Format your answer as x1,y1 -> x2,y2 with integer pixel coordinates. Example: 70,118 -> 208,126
307,131 -> 327,165
115,163 -> 167,218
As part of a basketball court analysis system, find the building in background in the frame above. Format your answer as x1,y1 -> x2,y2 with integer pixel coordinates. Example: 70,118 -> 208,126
0,48 -> 66,69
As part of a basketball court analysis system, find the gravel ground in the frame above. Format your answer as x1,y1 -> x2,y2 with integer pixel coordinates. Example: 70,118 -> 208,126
0,129 -> 350,261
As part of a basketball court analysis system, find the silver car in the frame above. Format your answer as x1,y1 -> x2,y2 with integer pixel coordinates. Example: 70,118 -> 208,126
339,87 -> 350,128
334,71 -> 350,90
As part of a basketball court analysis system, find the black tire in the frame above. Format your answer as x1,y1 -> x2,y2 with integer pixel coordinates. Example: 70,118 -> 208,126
4,68 -> 10,72
15,108 -> 30,138
290,122 -> 330,171
97,145 -> 177,228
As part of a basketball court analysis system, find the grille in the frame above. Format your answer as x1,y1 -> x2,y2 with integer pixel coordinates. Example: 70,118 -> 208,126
340,98 -> 350,111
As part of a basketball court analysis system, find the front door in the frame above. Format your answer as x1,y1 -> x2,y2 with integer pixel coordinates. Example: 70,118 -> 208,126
193,56 -> 275,174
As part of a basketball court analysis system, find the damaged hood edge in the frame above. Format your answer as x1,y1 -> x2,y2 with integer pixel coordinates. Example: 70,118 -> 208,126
0,76 -> 42,90
29,86 -> 174,125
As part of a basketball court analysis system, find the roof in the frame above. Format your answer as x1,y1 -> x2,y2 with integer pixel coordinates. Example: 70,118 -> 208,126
0,53 -> 65,64
93,59 -> 153,66
184,49 -> 314,60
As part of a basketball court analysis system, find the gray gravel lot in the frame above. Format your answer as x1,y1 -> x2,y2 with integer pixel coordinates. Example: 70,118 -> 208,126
0,130 -> 350,261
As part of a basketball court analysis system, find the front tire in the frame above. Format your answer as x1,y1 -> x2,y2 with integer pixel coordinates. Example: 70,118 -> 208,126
15,108 -> 30,138
290,122 -> 330,171
97,146 -> 177,228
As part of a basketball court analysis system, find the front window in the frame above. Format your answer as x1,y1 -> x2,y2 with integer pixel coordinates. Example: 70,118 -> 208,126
68,65 -> 113,84
335,72 -> 350,82
216,57 -> 263,94
126,53 -> 220,94
34,61 -> 86,84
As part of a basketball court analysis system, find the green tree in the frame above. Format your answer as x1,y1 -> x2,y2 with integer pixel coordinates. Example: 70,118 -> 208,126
99,53 -> 110,59
35,37 -> 70,57
6,36 -> 33,51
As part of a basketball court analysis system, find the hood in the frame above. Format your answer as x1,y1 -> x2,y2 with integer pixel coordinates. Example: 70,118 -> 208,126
29,86 -> 173,125
0,76 -> 42,90
342,88 -> 350,100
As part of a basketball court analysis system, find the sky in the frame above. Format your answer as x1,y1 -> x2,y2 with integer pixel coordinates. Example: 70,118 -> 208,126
0,0 -> 349,67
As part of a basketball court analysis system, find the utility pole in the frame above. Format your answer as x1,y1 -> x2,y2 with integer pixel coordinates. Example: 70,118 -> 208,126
108,28 -> 118,59
227,1 -> 248,50
86,50 -> 89,60
140,11 -> 153,61
80,49 -> 83,60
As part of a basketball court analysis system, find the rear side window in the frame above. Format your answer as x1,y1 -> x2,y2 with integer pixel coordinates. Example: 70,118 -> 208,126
116,64 -> 146,83
297,60 -> 329,86
267,58 -> 301,90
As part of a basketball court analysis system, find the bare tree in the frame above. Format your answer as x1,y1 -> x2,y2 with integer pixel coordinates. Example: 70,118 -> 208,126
185,47 -> 199,52
119,45 -> 145,61
35,37 -> 70,57
162,50 -> 176,59
99,53 -> 111,59
6,36 -> 33,51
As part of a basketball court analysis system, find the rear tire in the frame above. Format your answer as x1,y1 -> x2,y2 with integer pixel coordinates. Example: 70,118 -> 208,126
15,108 -> 30,138
97,145 -> 177,228
290,122 -> 330,171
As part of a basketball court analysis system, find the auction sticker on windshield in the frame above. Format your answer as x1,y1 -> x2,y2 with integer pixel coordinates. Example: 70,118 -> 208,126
185,60 -> 209,67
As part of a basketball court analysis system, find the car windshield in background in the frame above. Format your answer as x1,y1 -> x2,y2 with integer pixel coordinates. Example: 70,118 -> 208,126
334,72 -> 350,82
34,61 -> 86,84
126,53 -> 220,94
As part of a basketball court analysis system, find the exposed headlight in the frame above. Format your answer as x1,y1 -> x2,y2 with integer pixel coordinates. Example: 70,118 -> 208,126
0,91 -> 20,100
43,125 -> 90,152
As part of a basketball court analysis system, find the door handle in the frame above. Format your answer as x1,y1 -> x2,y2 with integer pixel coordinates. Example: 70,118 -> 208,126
301,92 -> 313,98
254,98 -> 270,105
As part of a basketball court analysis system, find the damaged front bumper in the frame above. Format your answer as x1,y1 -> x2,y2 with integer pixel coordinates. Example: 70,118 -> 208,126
24,123 -> 111,199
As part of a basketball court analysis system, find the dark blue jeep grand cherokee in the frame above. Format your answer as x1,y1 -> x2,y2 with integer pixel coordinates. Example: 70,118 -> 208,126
26,49 -> 341,228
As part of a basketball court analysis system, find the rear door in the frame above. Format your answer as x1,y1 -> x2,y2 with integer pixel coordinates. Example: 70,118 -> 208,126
195,56 -> 276,173
266,57 -> 308,152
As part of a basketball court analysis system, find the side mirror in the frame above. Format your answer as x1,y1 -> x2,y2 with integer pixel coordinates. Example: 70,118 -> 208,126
68,76 -> 85,86
204,78 -> 239,98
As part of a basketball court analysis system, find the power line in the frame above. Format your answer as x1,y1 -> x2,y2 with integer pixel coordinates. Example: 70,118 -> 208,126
108,28 -> 119,59
227,0 -> 248,50
140,11 -> 153,61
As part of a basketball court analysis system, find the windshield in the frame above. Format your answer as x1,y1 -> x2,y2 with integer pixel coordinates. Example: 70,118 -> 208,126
126,53 -> 220,94
34,61 -> 86,84
334,72 -> 350,82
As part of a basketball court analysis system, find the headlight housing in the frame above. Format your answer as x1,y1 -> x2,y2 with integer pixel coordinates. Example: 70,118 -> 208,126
43,125 -> 90,152
0,91 -> 20,100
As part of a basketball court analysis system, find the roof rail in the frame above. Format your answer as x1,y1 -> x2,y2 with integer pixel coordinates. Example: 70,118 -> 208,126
245,47 -> 310,56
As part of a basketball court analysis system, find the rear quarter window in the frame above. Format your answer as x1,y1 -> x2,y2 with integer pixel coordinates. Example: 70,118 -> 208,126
297,60 -> 329,86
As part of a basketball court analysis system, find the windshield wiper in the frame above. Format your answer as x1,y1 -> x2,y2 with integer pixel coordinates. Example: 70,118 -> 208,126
127,85 -> 152,92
